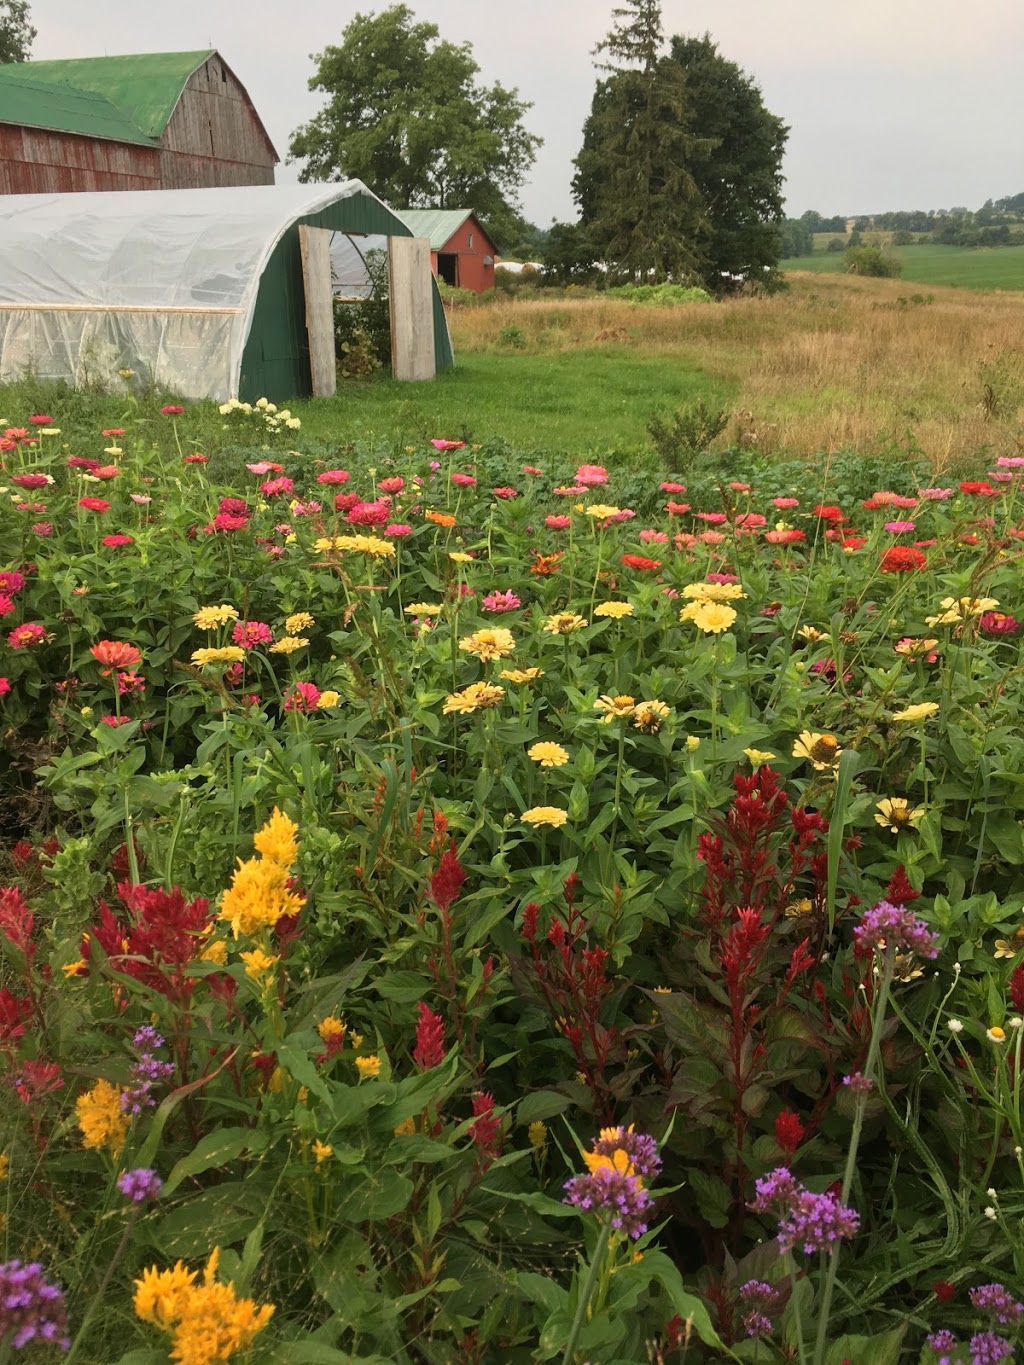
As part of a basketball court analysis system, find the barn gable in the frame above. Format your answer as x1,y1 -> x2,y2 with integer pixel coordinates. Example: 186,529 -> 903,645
0,49 -> 278,192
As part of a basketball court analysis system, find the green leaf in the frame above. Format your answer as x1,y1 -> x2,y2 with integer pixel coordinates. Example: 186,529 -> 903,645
640,1251 -> 732,1355
826,1326 -> 905,1365
517,1090 -> 571,1124
162,1126 -> 268,1197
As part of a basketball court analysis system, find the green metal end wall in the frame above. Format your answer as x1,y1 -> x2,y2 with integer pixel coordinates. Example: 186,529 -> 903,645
239,194 -> 454,403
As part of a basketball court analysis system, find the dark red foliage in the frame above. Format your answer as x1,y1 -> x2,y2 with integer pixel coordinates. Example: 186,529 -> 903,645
1010,965 -> 1024,1015
430,841 -> 466,913
413,1002 -> 447,1070
87,881 -> 213,1002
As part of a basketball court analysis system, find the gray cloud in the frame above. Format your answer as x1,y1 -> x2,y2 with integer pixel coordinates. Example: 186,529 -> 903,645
29,0 -> 1024,222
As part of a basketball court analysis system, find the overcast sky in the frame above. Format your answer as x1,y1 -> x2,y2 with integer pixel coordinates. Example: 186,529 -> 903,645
29,0 -> 1024,222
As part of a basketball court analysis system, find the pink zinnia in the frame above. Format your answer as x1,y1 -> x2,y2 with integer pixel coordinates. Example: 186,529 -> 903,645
378,476 -> 405,494
0,596 -> 14,618
31,523 -> 53,537
639,529 -> 669,544
130,494 -> 152,505
11,474 -> 50,490
160,405 -> 184,415
283,681 -> 321,712
765,529 -> 806,544
522,465 -> 543,476
317,469 -> 350,485
334,492 -> 361,512
101,534 -> 134,548
7,623 -> 46,649
696,512 -> 728,525
919,488 -> 954,500
451,472 -> 477,487
231,621 -> 273,650
492,486 -> 518,499
430,439 -> 465,451
28,415 -> 52,425
545,515 -> 571,530
660,481 -> 686,493
884,521 -> 915,533
183,453 -> 208,465
260,477 -> 294,497
979,612 -> 1022,637
102,428 -> 125,437
997,456 -> 1024,469
773,497 -> 799,509
706,573 -> 739,584
734,512 -> 766,529
207,513 -> 249,533
0,571 -> 24,595
384,523 -> 412,538
246,462 -> 275,476
664,501 -> 691,515
347,499 -> 392,526
610,508 -> 635,522
729,482 -> 751,492
574,464 -> 608,486
67,456 -> 99,471
91,466 -> 119,480
482,590 -> 522,613
699,531 -> 726,545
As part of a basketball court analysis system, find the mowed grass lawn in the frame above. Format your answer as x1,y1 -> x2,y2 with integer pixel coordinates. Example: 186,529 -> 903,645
297,348 -> 726,453
783,242 -> 1024,289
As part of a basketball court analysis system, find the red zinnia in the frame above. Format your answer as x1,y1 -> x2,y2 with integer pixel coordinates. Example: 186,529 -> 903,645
101,534 -> 134,548
621,554 -> 662,571
880,546 -> 926,573
492,486 -> 518,499
960,481 -> 998,496
78,497 -> 111,513
183,453 -> 208,464
101,428 -> 125,437
160,405 -> 185,415
90,640 -> 143,672
812,504 -> 846,524
28,415 -> 52,425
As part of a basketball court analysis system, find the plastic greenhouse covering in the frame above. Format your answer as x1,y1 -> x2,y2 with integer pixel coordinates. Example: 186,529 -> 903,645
0,182 -> 385,400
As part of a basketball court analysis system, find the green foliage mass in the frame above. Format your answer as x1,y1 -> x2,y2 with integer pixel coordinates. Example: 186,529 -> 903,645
0,0 -> 33,64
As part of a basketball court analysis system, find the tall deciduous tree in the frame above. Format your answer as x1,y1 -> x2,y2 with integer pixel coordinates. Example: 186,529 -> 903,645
0,0 -> 35,64
288,4 -> 541,247
573,2 -> 708,283
668,35 -> 788,290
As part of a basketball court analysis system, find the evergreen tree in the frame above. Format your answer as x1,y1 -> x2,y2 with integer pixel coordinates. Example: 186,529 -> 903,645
572,2 -> 708,283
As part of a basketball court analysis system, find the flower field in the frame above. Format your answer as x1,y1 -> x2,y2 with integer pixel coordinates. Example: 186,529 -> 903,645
0,402 -> 1023,1363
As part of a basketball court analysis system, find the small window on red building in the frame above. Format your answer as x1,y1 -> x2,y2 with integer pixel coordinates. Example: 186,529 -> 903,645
468,233 -> 474,248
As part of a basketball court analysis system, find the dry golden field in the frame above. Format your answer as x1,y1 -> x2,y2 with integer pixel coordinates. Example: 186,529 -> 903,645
448,272 -> 1024,467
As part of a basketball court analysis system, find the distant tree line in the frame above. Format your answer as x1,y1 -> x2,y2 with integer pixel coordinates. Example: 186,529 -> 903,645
779,196 -> 1024,257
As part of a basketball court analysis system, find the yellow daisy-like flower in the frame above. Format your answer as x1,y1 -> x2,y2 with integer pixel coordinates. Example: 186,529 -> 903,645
355,1055 -> 382,1080
268,636 -> 309,654
448,551 -> 474,564
874,797 -> 925,833
442,681 -> 505,714
792,730 -> 842,770
133,1261 -> 198,1331
528,741 -> 570,767
76,1078 -> 130,1155
893,954 -> 925,984
317,1015 -> 346,1043
240,948 -> 279,986
685,601 -> 737,634
135,1249 -> 274,1362
594,601 -> 634,619
317,690 -> 340,709
894,637 -> 939,658
994,927 -> 1024,959
633,700 -> 671,733
501,667 -> 545,684
200,936 -> 227,966
405,602 -> 445,616
543,612 -> 588,635
681,581 -> 746,603
312,1140 -> 333,1168
334,535 -> 395,558
785,898 -> 814,917
522,806 -> 568,828
891,701 -> 940,723
987,1026 -> 1007,1044
312,537 -> 336,553
285,612 -> 314,633
585,504 -> 621,520
193,604 -> 239,629
744,748 -> 776,765
925,608 -> 963,627
190,646 -> 245,667
797,625 -> 827,642
684,735 -> 701,752
459,627 -> 515,661
594,693 -> 636,723
253,807 -> 299,867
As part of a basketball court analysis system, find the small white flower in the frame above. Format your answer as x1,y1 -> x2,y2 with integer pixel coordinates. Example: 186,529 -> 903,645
1015,1146 -> 1022,1158
953,962 -> 962,975
985,1205 -> 998,1220
987,1187 -> 998,1200
947,1018 -> 964,1034
987,1026 -> 1008,1044
1011,1017 -> 1023,1029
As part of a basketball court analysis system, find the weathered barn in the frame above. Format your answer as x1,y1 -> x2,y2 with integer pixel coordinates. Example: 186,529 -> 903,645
0,184 -> 452,400
0,50 -> 277,194
399,210 -> 498,293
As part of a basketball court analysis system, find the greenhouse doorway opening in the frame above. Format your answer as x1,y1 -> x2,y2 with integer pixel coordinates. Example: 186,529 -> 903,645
437,253 -> 459,286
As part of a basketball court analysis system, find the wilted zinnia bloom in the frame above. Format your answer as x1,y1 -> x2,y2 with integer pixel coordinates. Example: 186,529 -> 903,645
633,700 -> 670,733
792,731 -> 842,770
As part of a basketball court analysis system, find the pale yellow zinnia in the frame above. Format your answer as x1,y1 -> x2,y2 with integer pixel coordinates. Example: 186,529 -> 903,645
891,702 -> 940,723
681,581 -> 746,603
594,601 -> 634,619
193,604 -> 239,629
459,628 -> 515,661
501,667 -> 545,684
594,694 -> 636,722
792,730 -> 842,770
191,646 -> 245,666
543,612 -> 588,635
528,741 -> 569,768
521,806 -> 569,828
585,504 -> 621,521
874,797 -> 925,833
269,636 -> 309,654
285,612 -> 315,633
687,601 -> 737,634
442,682 -> 505,714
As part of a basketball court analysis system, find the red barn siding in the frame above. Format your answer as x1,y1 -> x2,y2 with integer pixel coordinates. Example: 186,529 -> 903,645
438,217 -> 496,293
0,124 -> 160,193
0,53 -> 276,194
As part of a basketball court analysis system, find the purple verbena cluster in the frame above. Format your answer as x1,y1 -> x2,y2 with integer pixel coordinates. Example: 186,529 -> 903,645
121,1028 -> 174,1115
927,1323 -> 1017,1365
970,1284 -> 1024,1327
969,1331 -> 1014,1365
738,1279 -> 782,1340
589,1127 -> 662,1180
750,1166 -> 858,1256
0,1259 -> 70,1351
843,1071 -> 874,1095
117,1168 -> 163,1204
926,1329 -> 957,1365
853,900 -> 940,958
564,1166 -> 654,1240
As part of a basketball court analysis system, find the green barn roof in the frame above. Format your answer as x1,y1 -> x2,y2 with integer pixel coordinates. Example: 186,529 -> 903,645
398,209 -> 478,251
0,50 -> 215,142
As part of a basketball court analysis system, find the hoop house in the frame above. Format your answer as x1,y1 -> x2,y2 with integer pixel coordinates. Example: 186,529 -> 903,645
0,182 -> 452,400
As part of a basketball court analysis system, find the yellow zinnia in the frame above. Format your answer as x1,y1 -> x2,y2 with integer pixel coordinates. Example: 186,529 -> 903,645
442,681 -> 505,714
501,667 -> 545,684
891,702 -> 940,723
686,601 -> 737,634
585,504 -> 621,520
317,690 -> 340,709
594,694 -> 636,722
681,581 -> 746,603
268,636 -> 308,654
528,741 -> 569,767
405,602 -> 445,616
792,730 -> 842,770
190,646 -> 245,667
522,806 -> 569,828
285,612 -> 314,633
193,604 -> 239,629
594,601 -> 634,619
744,748 -> 776,765
543,612 -> 588,635
874,797 -> 925,833
633,700 -> 671,733
459,628 -> 515,661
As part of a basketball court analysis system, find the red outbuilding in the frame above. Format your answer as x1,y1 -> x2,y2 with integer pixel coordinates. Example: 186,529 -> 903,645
398,210 -> 498,293
0,49 -> 277,194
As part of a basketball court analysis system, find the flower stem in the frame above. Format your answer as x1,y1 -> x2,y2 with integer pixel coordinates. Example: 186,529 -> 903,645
65,1216 -> 136,1365
561,1219 -> 612,1365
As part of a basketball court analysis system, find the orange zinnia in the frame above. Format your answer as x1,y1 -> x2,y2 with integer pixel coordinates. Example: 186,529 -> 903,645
426,510 -> 456,528
91,640 -> 143,674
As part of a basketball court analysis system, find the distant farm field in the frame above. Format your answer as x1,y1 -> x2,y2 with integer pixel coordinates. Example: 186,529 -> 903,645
784,242 -> 1024,289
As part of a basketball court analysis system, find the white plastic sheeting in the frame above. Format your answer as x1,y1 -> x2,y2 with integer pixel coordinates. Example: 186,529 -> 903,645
330,232 -> 388,299
0,182 -> 383,399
